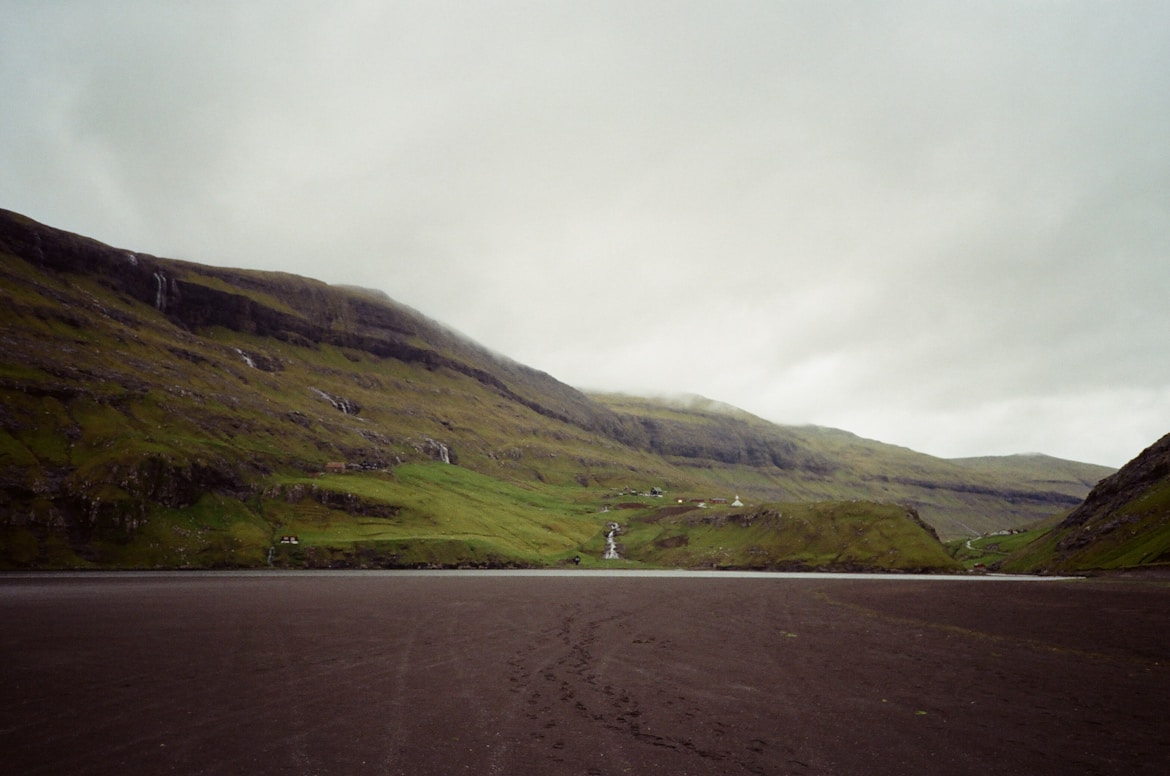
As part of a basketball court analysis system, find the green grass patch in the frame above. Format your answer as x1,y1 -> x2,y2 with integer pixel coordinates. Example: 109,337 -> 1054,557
616,501 -> 960,571
263,463 -> 615,566
106,494 -> 271,568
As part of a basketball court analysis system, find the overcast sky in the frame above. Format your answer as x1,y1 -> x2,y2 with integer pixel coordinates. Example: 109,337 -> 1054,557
3,1 -> 1168,467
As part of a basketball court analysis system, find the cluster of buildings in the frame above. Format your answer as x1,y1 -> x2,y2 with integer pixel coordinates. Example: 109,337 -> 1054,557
677,495 -> 744,508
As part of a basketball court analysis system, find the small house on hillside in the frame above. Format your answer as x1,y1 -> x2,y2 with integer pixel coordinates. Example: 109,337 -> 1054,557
325,461 -> 346,474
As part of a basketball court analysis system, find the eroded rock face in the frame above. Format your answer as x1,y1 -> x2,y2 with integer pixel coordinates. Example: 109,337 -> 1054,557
265,483 -> 400,518
1061,433 -> 1170,527
1053,432 -> 1170,556
635,416 -> 829,471
2,454 -> 247,557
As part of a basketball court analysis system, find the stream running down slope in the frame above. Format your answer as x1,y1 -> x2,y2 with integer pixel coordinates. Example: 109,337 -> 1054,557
603,522 -> 620,560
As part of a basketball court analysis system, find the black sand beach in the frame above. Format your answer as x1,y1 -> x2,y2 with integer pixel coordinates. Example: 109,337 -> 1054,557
2,572 -> 1168,775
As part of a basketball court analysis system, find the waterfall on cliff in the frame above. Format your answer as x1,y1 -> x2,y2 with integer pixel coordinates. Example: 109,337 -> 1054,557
153,272 -> 167,312
603,522 -> 620,560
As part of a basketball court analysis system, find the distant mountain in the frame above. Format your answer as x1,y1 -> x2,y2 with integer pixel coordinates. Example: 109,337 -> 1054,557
0,209 -> 1112,569
592,394 -> 1112,538
1003,433 -> 1170,574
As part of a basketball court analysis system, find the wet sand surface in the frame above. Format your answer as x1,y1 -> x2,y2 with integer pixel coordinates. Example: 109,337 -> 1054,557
2,573 -> 1168,775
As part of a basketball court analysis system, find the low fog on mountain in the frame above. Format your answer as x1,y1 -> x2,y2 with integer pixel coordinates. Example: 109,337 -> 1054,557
3,2 -> 1168,466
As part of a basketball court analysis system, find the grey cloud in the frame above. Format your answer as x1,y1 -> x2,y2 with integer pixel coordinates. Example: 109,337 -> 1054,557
2,1 -> 1169,466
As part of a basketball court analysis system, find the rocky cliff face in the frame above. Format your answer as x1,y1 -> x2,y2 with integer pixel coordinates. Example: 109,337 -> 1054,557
1049,433 -> 1170,564
1059,434 -> 1170,530
633,414 -> 833,472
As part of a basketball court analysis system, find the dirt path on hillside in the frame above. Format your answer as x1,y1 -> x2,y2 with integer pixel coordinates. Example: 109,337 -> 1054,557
2,573 -> 1168,775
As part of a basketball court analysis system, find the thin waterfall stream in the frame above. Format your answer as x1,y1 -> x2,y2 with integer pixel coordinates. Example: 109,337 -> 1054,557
603,522 -> 620,560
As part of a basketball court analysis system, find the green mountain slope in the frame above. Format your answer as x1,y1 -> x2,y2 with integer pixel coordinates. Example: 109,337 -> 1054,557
592,394 -> 1112,538
1002,433 -> 1170,574
0,209 -> 1108,569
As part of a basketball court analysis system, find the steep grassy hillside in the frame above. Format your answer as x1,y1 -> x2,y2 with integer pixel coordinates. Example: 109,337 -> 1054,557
0,209 -> 1107,569
1001,433 -> 1170,574
0,210 -> 657,566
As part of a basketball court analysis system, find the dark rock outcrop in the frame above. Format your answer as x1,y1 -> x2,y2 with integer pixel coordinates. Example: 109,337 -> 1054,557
1058,433 -> 1170,531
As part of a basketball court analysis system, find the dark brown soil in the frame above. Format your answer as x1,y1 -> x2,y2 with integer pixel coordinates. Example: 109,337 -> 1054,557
2,572 -> 1168,775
